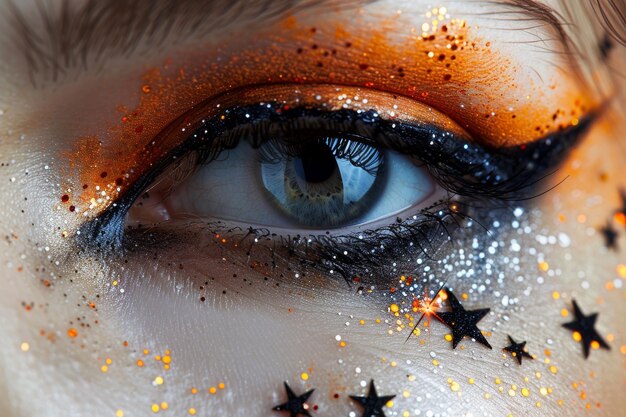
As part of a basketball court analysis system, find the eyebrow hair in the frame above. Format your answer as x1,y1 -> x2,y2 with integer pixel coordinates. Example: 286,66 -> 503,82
2,0 -> 615,86
3,0 -> 371,85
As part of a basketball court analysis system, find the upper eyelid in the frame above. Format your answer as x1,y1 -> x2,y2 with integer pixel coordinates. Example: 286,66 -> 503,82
3,0 -> 605,86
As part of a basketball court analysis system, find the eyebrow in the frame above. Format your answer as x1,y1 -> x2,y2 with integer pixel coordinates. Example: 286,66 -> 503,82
2,0 -> 605,86
3,0 -> 372,85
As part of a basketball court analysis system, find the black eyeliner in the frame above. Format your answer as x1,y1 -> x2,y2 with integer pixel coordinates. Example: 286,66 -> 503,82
76,103 -> 594,262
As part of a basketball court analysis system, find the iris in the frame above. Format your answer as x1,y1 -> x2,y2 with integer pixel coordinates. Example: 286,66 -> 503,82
260,137 -> 384,227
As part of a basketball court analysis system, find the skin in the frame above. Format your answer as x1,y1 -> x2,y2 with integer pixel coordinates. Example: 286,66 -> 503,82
0,1 -> 624,416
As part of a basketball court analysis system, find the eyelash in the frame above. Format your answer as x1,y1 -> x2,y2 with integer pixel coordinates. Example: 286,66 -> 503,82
78,102 -> 593,284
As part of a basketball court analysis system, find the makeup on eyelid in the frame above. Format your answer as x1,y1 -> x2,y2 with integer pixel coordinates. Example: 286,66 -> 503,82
58,9 -> 595,219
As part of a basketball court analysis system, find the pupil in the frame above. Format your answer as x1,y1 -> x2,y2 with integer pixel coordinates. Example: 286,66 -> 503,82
293,142 -> 337,183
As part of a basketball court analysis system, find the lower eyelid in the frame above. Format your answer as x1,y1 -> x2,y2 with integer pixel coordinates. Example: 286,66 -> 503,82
121,195 -> 465,285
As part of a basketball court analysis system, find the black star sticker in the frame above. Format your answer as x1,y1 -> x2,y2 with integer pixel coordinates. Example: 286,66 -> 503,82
562,299 -> 610,359
503,335 -> 534,365
350,379 -> 396,417
600,221 -> 619,250
436,289 -> 492,349
272,382 -> 315,417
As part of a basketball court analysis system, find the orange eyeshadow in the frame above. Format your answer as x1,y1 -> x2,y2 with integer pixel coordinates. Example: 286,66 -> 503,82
61,11 -> 596,217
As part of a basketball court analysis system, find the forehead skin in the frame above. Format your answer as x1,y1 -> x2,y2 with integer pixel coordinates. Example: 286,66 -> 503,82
0,1 -> 624,417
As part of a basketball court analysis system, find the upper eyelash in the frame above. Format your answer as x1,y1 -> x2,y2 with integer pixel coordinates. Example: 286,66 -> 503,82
77,102 -> 594,263
258,136 -> 385,175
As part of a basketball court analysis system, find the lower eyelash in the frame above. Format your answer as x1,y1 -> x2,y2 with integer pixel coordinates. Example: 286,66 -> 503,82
121,195 -> 473,286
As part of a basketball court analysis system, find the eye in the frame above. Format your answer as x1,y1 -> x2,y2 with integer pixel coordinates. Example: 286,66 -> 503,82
121,85 -> 471,237
145,126 -> 436,230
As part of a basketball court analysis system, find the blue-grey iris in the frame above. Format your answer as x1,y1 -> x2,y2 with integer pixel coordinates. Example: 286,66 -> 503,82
260,137 -> 384,227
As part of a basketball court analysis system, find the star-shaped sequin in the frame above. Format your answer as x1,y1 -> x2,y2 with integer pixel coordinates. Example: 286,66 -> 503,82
562,299 -> 610,359
272,382 -> 315,417
436,289 -> 492,349
600,221 -> 619,250
503,335 -> 534,365
350,379 -> 396,417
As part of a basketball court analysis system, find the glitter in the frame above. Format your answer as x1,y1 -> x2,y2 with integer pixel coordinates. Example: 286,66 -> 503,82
301,372 -> 309,381
209,387 -> 217,394
551,291 -> 560,299
390,303 -> 399,313
521,388 -> 530,397
560,309 -> 569,317
151,404 -> 159,413
448,380 -> 460,392
618,264 -> 626,278
188,409 -> 197,416
572,331 -> 582,342
116,411 -> 124,417
162,356 -> 171,364
549,366 -> 558,374
160,403 -> 168,410
218,382 -> 226,389
67,328 -> 78,338
153,376 -> 164,386
20,342 -> 29,352
101,365 -> 108,373
137,360 -> 144,367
